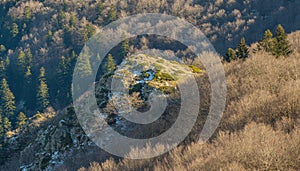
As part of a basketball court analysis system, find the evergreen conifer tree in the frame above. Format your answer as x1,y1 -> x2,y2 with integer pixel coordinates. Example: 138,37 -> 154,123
0,78 -> 16,117
97,2 -> 104,16
24,66 -> 35,108
2,117 -> 11,134
17,50 -> 26,72
17,112 -> 26,128
37,67 -> 49,111
39,67 -> 46,82
0,110 -> 3,138
26,48 -> 33,67
273,24 -> 293,57
11,23 -> 19,38
236,37 -> 249,59
25,66 -> 32,86
76,47 -> 92,79
121,34 -> 129,57
108,5 -> 117,22
24,6 -> 32,21
225,48 -> 237,62
57,56 -> 72,105
0,60 -> 6,79
105,54 -> 116,73
258,29 -> 274,52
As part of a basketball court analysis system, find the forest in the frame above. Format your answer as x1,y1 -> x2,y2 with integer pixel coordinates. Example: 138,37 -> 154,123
0,0 -> 299,170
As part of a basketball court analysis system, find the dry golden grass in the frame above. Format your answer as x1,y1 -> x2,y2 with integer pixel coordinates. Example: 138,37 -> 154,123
81,123 -> 300,171
81,39 -> 300,171
222,52 -> 300,131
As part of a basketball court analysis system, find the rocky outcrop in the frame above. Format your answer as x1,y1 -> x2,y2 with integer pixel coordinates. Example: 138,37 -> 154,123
19,108 -> 94,171
17,54 -> 202,170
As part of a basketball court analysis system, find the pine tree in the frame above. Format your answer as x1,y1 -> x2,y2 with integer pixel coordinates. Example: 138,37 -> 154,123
0,110 -> 3,138
225,48 -> 237,62
0,60 -> 6,79
11,23 -> 19,38
56,56 -> 71,105
37,80 -> 50,111
108,5 -> 117,22
83,23 -> 96,43
3,117 -> 11,134
97,2 -> 104,16
105,54 -> 116,73
47,30 -> 53,44
22,23 -> 27,34
273,24 -> 293,57
25,66 -> 32,86
17,112 -> 26,128
26,48 -> 33,67
24,6 -> 32,21
17,50 -> 29,97
258,29 -> 274,52
37,67 -> 50,111
121,34 -> 129,57
57,10 -> 66,29
0,78 -> 16,117
5,56 -> 10,67
39,67 -> 46,82
17,50 -> 26,71
236,37 -> 249,59
76,47 -> 92,79
24,66 -> 35,108
70,14 -> 77,27
57,56 -> 69,87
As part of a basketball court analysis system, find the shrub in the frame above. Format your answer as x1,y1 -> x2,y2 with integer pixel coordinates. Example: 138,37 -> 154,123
156,59 -> 165,63
188,65 -> 203,73
154,71 -> 175,81
129,83 -> 143,95
159,86 -> 175,94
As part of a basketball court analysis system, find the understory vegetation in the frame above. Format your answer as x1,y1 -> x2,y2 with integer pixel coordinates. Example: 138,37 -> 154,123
80,35 -> 300,171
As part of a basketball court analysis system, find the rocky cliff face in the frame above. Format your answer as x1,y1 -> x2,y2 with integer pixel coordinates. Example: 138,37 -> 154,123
19,107 -> 93,171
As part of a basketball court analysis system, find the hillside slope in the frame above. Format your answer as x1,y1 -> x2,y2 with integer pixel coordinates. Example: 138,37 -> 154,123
1,53 -> 206,170
80,31 -> 300,171
2,31 -> 299,171
0,1 -> 300,170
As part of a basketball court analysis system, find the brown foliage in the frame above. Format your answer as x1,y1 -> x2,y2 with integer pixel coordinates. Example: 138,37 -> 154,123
82,43 -> 300,171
